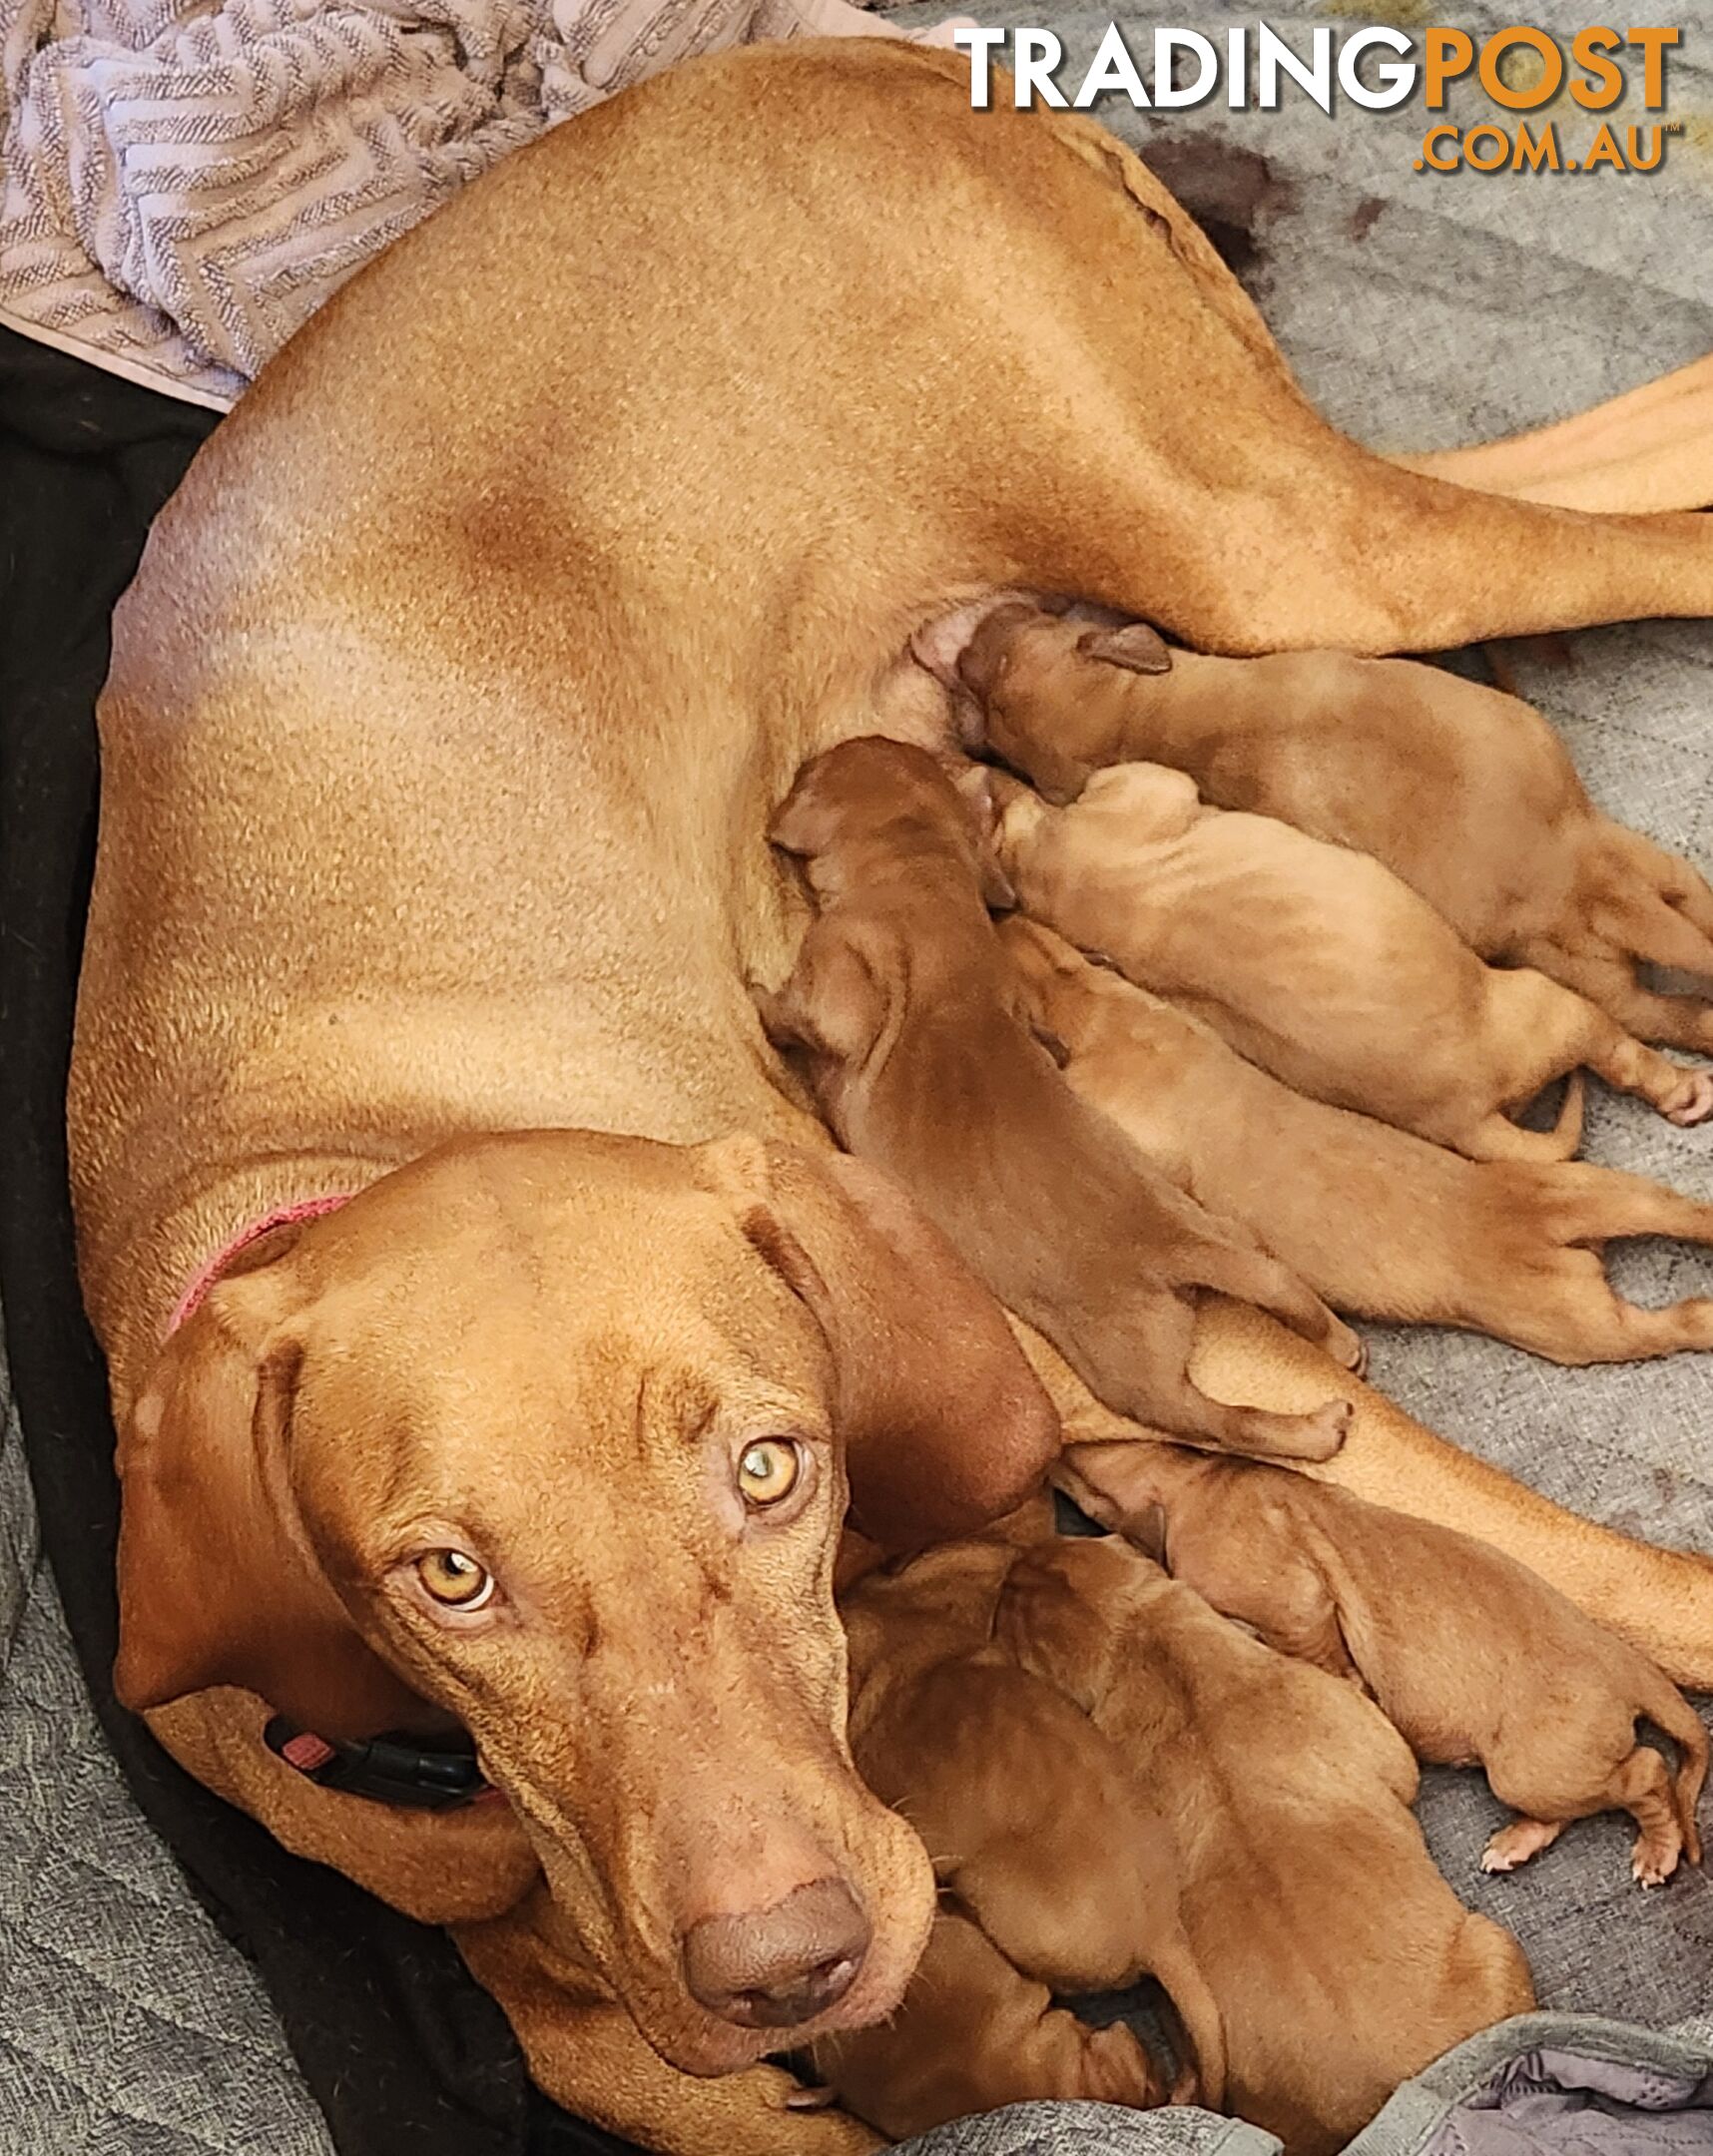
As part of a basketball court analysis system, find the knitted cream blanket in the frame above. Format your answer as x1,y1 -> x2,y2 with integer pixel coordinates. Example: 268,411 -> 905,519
0,0 -> 959,406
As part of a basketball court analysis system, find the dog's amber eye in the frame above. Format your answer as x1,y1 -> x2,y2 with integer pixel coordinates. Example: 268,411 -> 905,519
415,1549 -> 493,1609
737,1439 -> 802,1508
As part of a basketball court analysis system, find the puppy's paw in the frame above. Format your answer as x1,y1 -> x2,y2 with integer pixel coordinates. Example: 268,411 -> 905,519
1659,1068 -> 1713,1126
1298,1398 -> 1354,1462
1631,1827 -> 1683,1888
1330,1321 -> 1368,1377
1481,1816 -> 1562,1874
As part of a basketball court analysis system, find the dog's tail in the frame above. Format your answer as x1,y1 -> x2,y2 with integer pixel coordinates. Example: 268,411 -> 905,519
1546,1070 -> 1588,1160
1152,1932 -> 1227,2111
1644,1677 -> 1709,1868
1484,1072 -> 1587,1165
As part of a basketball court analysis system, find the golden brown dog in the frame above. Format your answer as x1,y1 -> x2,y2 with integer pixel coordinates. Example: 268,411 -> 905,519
977,762 -> 1709,1158
949,599 -> 1713,1057
808,1511 -> 1224,2136
114,1130 -> 1070,2092
997,1534 -> 1535,2156
1060,1442 -> 1711,1888
67,35 -> 1713,2150
761,736 -> 1360,1457
1003,919 -> 1713,1364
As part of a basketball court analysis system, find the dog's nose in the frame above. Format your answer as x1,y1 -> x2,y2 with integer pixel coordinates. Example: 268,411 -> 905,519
682,1879 -> 869,2029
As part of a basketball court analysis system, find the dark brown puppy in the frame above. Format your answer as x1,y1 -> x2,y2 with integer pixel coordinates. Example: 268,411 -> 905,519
1003,918 -> 1713,1364
1060,1440 -> 1710,1887
997,1534 -> 1534,2156
810,1508 -> 1223,2137
759,737 -> 1359,1460
952,601 -> 1713,1055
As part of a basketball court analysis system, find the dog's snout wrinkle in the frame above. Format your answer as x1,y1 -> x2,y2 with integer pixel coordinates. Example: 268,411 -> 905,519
682,1878 -> 869,2030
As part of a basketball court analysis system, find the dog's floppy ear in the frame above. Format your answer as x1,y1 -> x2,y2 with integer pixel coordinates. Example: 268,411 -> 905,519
697,1136 -> 1058,1550
114,1262 -> 426,1736
1077,622 -> 1173,676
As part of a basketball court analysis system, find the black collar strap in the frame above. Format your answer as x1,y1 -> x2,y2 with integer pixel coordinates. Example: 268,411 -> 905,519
265,1716 -> 495,1811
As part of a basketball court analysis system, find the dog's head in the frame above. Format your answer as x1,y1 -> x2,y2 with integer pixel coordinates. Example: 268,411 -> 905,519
114,1129 -> 1057,2072
955,607 -> 1173,808
770,736 -> 1016,912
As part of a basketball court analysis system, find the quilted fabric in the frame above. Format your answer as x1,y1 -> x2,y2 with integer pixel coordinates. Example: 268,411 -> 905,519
0,1348 -> 335,2153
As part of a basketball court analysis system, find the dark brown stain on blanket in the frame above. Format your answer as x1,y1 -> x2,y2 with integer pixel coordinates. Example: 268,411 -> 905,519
1136,134 -> 1296,283
1349,197 -> 1386,243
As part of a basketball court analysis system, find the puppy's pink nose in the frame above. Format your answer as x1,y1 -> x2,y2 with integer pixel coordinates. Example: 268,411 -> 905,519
682,1879 -> 869,2029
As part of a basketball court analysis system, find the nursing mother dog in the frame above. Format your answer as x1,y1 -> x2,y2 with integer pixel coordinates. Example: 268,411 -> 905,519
69,36 -> 1713,2156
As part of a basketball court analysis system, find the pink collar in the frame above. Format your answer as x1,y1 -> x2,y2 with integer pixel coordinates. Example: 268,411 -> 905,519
167,1194 -> 353,1338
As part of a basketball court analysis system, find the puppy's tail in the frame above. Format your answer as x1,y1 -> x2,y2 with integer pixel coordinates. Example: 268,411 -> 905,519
1152,1936 -> 1227,2111
1499,1072 -> 1588,1164
1644,1677 -> 1709,1868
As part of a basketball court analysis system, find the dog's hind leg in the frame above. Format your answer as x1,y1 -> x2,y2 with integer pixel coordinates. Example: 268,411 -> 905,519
1481,1815 -> 1567,1875
973,102 -> 1713,655
1521,940 -> 1713,1057
1180,1240 -> 1368,1373
1608,1746 -> 1688,1886
1153,1373 -> 1354,1464
1577,826 -> 1713,980
1393,355 -> 1713,517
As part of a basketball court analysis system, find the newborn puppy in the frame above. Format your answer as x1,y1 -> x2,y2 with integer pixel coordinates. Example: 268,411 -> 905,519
1060,1441 -> 1710,1887
998,1535 -> 1535,2156
949,601 -> 1713,1057
1002,918 -> 1713,1363
810,1908 -> 1161,2141
977,762 -> 1710,1160
760,737 -> 1359,1461
811,1510 -> 1223,2137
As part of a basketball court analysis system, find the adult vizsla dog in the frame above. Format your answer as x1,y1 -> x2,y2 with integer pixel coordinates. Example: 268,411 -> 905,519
977,762 -> 1709,1157
761,736 -> 1359,1455
1061,1442 -> 1709,1887
1002,919 -> 1713,1364
68,35 -> 1713,2153
950,599 -> 1713,1055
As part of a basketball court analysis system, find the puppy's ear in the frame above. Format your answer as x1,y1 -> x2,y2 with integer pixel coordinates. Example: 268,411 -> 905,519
769,765 -> 831,858
115,1263 -> 424,1736
697,1137 -> 1058,1550
1077,622 -> 1173,676
996,1535 -> 1146,1712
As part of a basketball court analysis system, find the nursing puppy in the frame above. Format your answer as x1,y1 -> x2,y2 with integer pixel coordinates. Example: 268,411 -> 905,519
1002,919 -> 1713,1363
1060,1441 -> 1710,1887
759,737 -> 1359,1459
950,601 -> 1713,1058
998,1534 -> 1534,2156
976,763 -> 1710,1160
810,1511 -> 1223,2137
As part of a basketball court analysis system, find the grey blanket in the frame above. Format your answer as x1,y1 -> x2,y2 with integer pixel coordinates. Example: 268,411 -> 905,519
5,3 -> 1713,2147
